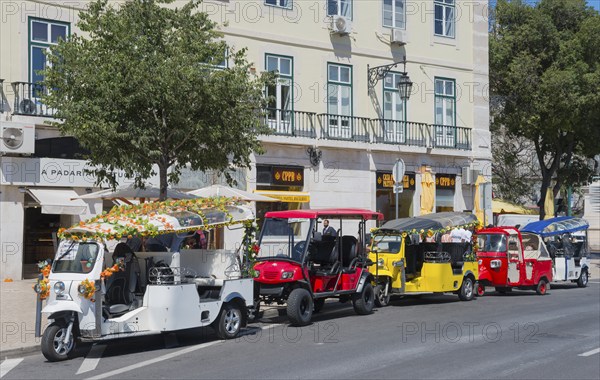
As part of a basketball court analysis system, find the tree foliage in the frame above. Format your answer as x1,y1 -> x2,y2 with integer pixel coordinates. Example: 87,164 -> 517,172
43,0 -> 273,199
490,0 -> 600,218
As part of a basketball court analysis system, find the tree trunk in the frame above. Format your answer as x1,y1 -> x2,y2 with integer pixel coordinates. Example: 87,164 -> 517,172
158,160 -> 168,202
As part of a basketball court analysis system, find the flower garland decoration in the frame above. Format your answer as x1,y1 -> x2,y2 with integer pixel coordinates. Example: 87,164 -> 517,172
57,197 -> 247,242
371,221 -> 484,242
101,261 -> 124,279
33,259 -> 52,300
78,279 -> 96,301
241,220 -> 260,278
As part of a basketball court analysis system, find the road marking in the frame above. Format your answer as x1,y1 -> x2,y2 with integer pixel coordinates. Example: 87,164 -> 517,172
0,358 -> 24,379
86,340 -> 221,380
76,344 -> 106,375
578,348 -> 600,357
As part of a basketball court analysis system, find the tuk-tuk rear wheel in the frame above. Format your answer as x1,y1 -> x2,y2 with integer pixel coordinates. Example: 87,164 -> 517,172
41,322 -> 76,362
458,277 -> 475,301
214,302 -> 242,339
536,279 -> 548,295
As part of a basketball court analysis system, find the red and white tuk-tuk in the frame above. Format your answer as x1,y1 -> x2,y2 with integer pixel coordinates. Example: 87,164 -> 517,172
475,226 -> 553,296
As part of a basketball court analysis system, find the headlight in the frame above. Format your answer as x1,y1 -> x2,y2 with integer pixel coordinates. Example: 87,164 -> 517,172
281,271 -> 294,279
34,283 -> 42,294
378,258 -> 385,267
478,259 -> 483,265
253,270 -> 260,278
78,284 -> 86,294
490,259 -> 502,269
54,281 -> 65,295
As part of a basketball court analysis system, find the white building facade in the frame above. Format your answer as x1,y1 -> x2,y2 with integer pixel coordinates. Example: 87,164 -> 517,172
0,0 -> 492,280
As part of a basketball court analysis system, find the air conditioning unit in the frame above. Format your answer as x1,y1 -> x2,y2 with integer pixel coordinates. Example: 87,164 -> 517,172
331,15 -> 352,35
0,122 -> 35,155
390,28 -> 407,45
19,98 -> 37,115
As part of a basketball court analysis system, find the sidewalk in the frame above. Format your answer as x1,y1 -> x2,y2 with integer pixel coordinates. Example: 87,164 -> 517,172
0,278 -> 43,358
2,258 -> 600,359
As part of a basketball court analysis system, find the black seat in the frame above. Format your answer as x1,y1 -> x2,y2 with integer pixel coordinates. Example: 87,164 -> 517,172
311,235 -> 338,275
105,243 -> 141,316
441,242 -> 470,274
340,236 -> 358,273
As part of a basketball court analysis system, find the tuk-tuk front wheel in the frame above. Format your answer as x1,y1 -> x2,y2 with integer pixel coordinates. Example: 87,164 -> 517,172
41,322 -> 76,362
476,283 -> 485,297
577,270 -> 588,288
536,279 -> 548,295
214,302 -> 242,339
374,284 -> 391,307
458,277 -> 475,301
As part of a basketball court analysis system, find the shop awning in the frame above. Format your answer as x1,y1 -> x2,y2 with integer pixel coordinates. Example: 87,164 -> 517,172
27,189 -> 88,215
254,190 -> 310,203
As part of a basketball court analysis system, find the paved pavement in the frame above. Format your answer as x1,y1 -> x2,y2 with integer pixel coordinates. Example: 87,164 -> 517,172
2,258 -> 600,358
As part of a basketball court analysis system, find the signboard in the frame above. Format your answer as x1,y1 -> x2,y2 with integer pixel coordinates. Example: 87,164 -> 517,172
376,172 -> 415,190
436,174 -> 456,189
271,166 -> 304,186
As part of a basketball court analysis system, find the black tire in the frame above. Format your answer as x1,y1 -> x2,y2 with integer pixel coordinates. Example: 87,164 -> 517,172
41,322 -> 76,362
536,279 -> 548,295
458,277 -> 475,301
374,284 -> 391,307
287,288 -> 313,326
313,298 -> 325,313
476,283 -> 485,297
495,287 -> 511,294
577,270 -> 588,288
214,302 -> 243,339
353,282 -> 375,315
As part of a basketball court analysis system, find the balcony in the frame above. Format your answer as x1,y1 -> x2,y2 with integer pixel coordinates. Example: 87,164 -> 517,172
10,82 -> 56,117
264,109 -> 472,150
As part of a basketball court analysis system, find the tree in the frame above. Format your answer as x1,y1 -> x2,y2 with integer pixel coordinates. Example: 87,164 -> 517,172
490,0 -> 600,219
44,0 -> 273,200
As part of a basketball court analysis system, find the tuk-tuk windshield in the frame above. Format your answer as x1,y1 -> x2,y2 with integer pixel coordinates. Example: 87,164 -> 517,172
372,235 -> 403,253
477,234 -> 507,252
258,218 -> 312,261
52,240 -> 100,273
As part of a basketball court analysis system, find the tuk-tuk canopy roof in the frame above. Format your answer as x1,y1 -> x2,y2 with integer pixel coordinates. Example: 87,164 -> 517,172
520,217 -> 589,237
265,209 -> 384,220
376,212 -> 480,234
58,197 -> 254,241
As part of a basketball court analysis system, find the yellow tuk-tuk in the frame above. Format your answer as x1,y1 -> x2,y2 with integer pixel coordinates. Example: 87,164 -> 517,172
369,212 -> 481,306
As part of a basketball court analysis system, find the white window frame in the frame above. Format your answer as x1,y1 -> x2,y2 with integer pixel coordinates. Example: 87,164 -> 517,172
382,0 -> 406,29
264,0 -> 292,10
434,0 -> 455,38
29,18 -> 69,84
265,54 -> 294,134
434,77 -> 456,147
327,63 -> 352,139
383,72 -> 406,143
327,0 -> 352,19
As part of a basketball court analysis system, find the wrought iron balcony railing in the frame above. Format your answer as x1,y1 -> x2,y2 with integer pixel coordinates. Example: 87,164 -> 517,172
319,114 -> 370,142
430,125 -> 472,150
372,119 -> 428,147
0,79 -> 6,113
11,81 -> 56,117
264,108 -> 317,138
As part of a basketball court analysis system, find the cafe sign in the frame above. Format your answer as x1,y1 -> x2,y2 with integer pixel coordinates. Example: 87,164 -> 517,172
272,166 -> 304,186
436,174 -> 456,189
376,171 -> 415,190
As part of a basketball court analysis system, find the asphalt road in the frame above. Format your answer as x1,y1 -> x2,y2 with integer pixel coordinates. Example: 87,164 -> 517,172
2,282 -> 599,380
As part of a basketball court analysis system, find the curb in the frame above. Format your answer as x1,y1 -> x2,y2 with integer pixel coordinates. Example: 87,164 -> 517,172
0,344 -> 40,359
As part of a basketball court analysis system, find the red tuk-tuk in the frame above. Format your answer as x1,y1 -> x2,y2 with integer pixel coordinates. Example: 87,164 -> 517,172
475,226 -> 553,296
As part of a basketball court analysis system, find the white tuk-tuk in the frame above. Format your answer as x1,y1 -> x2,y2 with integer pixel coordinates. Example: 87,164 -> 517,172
34,198 -> 256,361
520,217 -> 591,287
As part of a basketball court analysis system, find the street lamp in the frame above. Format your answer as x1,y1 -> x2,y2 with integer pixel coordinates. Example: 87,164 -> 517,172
367,56 -> 413,100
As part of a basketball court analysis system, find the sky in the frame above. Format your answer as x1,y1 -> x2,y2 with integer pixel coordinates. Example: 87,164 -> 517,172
489,0 -> 600,11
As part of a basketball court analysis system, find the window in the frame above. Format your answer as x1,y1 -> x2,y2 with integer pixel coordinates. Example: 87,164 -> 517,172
382,72 -> 406,143
383,0 -> 405,29
29,18 -> 69,85
434,0 -> 455,38
327,0 -> 352,19
327,63 -> 352,138
434,78 -> 456,147
265,0 -> 292,9
265,54 -> 293,134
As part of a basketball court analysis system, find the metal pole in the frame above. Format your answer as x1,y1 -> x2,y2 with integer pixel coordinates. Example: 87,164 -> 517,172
35,274 -> 42,337
395,190 -> 399,220
567,186 -> 572,216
